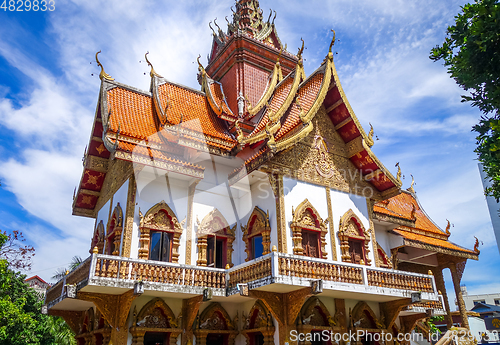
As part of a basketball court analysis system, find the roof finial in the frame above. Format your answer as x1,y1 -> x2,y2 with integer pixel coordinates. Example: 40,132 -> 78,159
395,162 -> 402,184
267,8 -> 272,23
145,52 -> 162,78
407,175 -> 415,193
474,236 -> 481,254
297,38 -> 305,60
367,123 -> 375,147
445,219 -> 451,235
214,18 -> 224,37
95,51 -> 114,81
197,55 -> 205,74
209,21 -> 216,36
235,119 -> 244,143
329,29 -> 336,53
272,10 -> 277,25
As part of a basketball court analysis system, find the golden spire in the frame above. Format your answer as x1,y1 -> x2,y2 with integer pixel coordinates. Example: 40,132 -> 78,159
297,38 -> 305,61
445,219 -> 451,235
329,29 -> 336,53
367,123 -> 375,147
145,52 -> 162,78
235,119 -> 244,143
209,21 -> 216,36
474,236 -> 481,253
395,162 -> 402,184
95,51 -> 114,81
407,174 -> 415,193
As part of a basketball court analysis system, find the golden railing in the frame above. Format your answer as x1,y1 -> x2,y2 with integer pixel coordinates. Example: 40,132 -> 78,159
278,256 -> 363,284
227,256 -> 272,289
366,269 -> 434,293
45,252 -> 438,308
93,256 -> 225,289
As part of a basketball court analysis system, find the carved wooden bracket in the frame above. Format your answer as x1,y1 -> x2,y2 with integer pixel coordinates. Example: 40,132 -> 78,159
49,310 -> 84,334
250,287 -> 313,327
181,295 -> 203,345
78,290 -> 136,344
379,298 -> 412,329
400,313 -> 426,333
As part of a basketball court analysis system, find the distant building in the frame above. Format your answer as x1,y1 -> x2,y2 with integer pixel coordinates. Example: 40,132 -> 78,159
25,275 -> 50,298
478,164 -> 500,254
461,285 -> 500,311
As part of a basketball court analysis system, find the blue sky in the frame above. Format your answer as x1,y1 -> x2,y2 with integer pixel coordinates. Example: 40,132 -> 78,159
0,0 -> 498,305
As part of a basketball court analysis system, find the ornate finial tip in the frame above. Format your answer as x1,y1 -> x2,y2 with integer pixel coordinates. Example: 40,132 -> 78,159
272,245 -> 277,252
95,50 -> 114,81
329,29 -> 336,53
92,246 -> 99,254
225,264 -> 230,269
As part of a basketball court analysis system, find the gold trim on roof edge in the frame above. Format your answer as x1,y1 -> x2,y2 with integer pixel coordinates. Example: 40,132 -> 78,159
330,57 -> 401,189
246,61 -> 281,116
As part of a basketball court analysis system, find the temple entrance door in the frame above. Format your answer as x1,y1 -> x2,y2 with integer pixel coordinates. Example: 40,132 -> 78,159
206,333 -> 227,345
144,331 -> 169,345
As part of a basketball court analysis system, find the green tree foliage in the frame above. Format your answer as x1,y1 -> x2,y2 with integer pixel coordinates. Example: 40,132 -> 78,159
0,260 -> 56,344
0,230 -> 35,270
0,234 -> 76,344
430,0 -> 500,199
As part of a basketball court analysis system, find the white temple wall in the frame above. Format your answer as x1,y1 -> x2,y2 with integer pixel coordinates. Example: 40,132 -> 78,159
282,177 -> 375,263
134,167 -> 190,264
375,226 -> 392,259
283,177 -> 331,258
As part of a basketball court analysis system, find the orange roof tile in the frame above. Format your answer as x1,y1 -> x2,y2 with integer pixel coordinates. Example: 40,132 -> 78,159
106,84 -> 237,154
275,72 -> 323,140
248,73 -> 295,136
208,81 -> 234,117
116,141 -> 205,171
393,229 -> 476,255
374,191 -> 446,236
157,82 -> 236,144
107,87 -> 158,142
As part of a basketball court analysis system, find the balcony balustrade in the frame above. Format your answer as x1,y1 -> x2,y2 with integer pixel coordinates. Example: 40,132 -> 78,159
45,252 -> 438,311
402,295 -> 447,315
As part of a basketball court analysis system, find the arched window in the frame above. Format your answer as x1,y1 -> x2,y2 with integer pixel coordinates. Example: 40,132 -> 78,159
376,243 -> 392,269
138,201 -> 184,263
241,300 -> 275,345
196,209 -> 235,268
129,298 -> 181,345
194,303 -> 238,345
297,297 -> 340,344
338,210 -> 371,265
290,199 -> 328,259
106,205 -> 123,256
242,207 -> 271,261
90,221 -> 105,254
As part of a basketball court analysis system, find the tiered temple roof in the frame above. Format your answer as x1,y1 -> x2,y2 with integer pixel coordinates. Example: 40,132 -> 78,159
72,0 -> 478,260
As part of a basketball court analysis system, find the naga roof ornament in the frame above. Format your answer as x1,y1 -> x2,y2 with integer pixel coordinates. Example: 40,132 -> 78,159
145,52 -> 162,78
95,51 -> 114,81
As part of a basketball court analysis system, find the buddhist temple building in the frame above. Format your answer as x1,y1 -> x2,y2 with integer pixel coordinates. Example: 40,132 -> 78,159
44,1 -> 480,344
